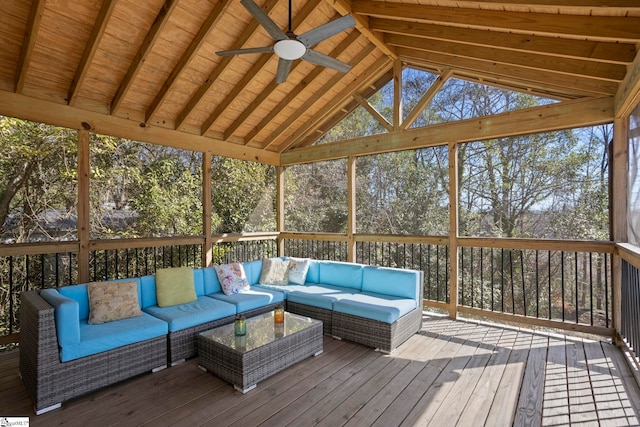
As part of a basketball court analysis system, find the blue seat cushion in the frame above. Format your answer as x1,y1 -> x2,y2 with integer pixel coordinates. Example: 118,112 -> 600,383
208,288 -> 285,313
332,292 -> 418,324
62,313 -> 168,362
286,284 -> 358,310
252,283 -> 308,296
143,297 -> 235,332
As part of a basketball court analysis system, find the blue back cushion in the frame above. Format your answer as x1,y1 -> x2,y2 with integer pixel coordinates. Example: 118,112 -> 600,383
193,268 -> 205,296
203,267 -> 222,294
362,266 -> 420,300
243,259 -> 263,285
318,261 -> 363,290
58,284 -> 90,321
41,288 -> 81,347
140,275 -> 157,308
306,259 -> 320,283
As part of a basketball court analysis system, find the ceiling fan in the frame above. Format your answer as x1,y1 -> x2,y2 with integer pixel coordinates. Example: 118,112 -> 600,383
216,0 -> 356,83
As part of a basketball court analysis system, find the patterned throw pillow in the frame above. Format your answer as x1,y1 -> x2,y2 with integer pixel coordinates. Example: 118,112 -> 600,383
88,281 -> 142,324
259,258 -> 290,285
288,257 -> 311,285
215,262 -> 250,296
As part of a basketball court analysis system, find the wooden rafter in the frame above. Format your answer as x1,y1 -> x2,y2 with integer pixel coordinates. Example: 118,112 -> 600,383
386,34 -> 627,82
111,0 -> 179,115
369,18 -> 636,65
175,0 -> 280,130
264,44 -> 381,151
68,0 -> 118,106
615,50 -> 640,118
324,0 -> 397,60
14,0 -> 45,93
283,54 -> 392,151
145,0 -> 233,123
281,96 -> 614,165
393,59 -> 402,130
401,68 -> 452,130
397,48 -> 619,98
353,93 -> 393,132
201,0 -> 322,137
351,1 -> 640,43
242,30 -> 362,146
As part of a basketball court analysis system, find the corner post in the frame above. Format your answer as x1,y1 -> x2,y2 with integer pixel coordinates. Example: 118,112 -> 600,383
347,155 -> 356,262
77,129 -> 90,283
202,152 -> 212,267
448,141 -> 459,318
277,165 -> 285,257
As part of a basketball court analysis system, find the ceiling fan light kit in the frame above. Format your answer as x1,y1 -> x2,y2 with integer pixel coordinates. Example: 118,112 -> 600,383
216,0 -> 356,83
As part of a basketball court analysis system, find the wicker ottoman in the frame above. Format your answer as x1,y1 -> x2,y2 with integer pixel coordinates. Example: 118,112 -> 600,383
197,310 -> 323,393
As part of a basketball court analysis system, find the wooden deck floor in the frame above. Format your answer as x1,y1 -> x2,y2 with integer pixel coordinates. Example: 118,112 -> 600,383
2,313 -> 639,426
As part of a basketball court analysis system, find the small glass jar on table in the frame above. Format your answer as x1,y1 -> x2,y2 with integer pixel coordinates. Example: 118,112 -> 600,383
274,305 -> 284,324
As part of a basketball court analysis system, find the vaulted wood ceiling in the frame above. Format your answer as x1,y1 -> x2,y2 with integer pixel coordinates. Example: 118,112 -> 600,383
0,0 -> 639,166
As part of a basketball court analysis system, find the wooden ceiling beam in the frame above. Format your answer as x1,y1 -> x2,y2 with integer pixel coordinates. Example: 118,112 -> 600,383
369,18 -> 637,65
282,54 -> 392,151
201,0 -> 322,137
175,0 -> 281,131
386,34 -> 627,82
111,0 -> 179,116
351,1 -> 640,43
0,90 -> 279,165
397,47 -> 619,98
68,0 -> 118,106
145,0 -> 234,123
409,0 -> 640,9
14,0 -> 45,94
615,50 -> 640,118
264,45 -> 381,150
243,30 -> 362,145
281,96 -> 614,165
324,0 -> 397,60
353,93 -> 393,132
401,68 -> 452,130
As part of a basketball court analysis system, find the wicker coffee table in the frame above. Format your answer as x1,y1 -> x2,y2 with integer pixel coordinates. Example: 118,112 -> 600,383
197,310 -> 323,393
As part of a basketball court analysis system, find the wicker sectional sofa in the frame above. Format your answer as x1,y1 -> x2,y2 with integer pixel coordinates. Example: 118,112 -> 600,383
20,259 -> 422,415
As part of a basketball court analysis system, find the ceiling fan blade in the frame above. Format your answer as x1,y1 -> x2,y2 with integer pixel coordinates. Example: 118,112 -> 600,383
297,15 -> 356,47
275,58 -> 293,84
302,49 -> 352,74
216,46 -> 274,56
240,0 -> 288,41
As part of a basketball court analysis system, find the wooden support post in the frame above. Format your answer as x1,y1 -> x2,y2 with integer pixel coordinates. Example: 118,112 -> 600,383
448,141 -> 459,318
277,165 -> 285,257
612,116 -> 629,345
347,156 -> 356,262
202,152 -> 213,267
393,60 -> 402,131
77,130 -> 90,283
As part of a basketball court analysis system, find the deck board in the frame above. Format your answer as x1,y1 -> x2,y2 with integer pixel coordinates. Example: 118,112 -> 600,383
2,313 -> 639,426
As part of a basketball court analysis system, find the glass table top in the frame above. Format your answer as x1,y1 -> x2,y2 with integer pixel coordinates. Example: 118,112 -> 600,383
199,311 -> 321,353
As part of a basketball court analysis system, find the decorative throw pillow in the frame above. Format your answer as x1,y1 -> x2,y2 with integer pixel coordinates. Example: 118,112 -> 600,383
215,263 -> 250,295
288,257 -> 311,285
155,267 -> 197,307
88,281 -> 142,324
259,258 -> 290,285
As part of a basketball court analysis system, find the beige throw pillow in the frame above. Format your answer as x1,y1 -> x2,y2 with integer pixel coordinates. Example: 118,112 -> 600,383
259,258 -> 290,286
88,281 -> 142,324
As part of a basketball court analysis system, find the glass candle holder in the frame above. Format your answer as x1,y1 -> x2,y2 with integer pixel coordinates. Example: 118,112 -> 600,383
274,306 -> 284,324
234,315 -> 246,336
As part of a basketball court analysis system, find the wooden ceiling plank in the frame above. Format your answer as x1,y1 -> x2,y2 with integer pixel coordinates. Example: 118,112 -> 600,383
615,50 -> 640,118
263,44 -> 381,150
351,1 -> 640,43
14,0 -> 46,94
68,0 -> 118,106
110,0 -> 180,116
405,0 -> 640,9
369,18 -> 637,65
145,0 -> 234,123
353,93 -> 393,131
401,68 -> 452,130
397,47 -> 618,98
201,0 -> 322,137
0,90 -> 279,165
324,0 -> 397,60
281,96 -> 614,165
385,33 -> 627,82
243,30 -> 362,145
175,0 -> 281,131
281,54 -> 392,151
